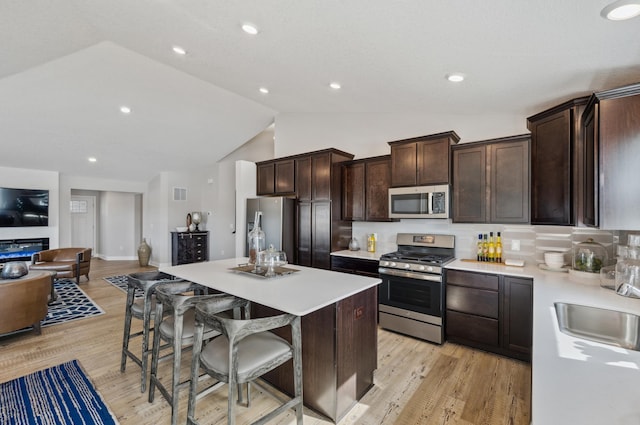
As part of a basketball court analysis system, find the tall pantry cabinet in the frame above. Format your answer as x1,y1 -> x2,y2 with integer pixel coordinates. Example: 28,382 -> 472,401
257,149 -> 353,270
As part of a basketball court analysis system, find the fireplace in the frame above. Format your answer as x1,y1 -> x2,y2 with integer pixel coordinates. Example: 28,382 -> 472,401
0,238 -> 50,263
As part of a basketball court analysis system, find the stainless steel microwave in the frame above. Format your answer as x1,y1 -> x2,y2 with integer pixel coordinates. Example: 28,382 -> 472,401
388,185 -> 450,219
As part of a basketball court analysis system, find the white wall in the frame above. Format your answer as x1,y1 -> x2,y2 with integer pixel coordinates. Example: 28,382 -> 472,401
0,166 -> 59,247
274,112 -> 528,159
98,191 -> 138,260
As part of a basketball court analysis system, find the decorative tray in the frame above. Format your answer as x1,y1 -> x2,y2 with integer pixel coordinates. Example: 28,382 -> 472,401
229,264 -> 300,279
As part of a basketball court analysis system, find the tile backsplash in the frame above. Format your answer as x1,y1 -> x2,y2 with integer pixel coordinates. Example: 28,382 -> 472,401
352,220 -> 623,266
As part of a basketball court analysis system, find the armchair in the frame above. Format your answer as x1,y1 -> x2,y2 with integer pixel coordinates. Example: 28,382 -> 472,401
30,247 -> 92,284
0,270 -> 53,335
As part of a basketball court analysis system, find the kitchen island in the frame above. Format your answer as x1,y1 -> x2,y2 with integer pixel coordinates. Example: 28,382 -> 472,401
161,258 -> 381,423
446,259 -> 640,425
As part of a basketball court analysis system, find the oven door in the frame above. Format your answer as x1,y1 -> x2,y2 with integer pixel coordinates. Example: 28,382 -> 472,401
378,269 -> 442,318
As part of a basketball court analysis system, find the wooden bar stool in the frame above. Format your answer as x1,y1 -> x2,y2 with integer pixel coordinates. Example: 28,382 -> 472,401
186,296 -> 303,425
148,281 -> 233,425
120,271 -> 182,392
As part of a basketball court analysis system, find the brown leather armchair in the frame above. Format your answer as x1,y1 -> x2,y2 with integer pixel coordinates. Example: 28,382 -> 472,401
30,247 -> 92,284
0,270 -> 53,335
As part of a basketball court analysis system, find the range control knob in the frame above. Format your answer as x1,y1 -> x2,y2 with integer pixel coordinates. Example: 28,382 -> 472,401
390,262 -> 397,268
380,261 -> 388,267
426,266 -> 434,272
418,265 -> 426,271
404,263 -> 411,269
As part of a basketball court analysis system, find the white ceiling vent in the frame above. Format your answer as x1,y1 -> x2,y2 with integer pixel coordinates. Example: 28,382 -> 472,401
173,187 -> 187,201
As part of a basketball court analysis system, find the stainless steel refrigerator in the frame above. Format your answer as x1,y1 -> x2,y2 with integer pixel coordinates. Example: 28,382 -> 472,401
245,197 -> 296,262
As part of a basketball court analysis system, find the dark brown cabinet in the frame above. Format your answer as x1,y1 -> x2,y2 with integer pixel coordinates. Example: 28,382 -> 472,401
252,286 -> 377,422
296,156 -> 312,201
256,159 -> 295,196
452,135 -> 530,224
445,269 -> 532,361
330,255 -> 379,278
342,155 -> 393,222
170,231 -> 209,266
389,131 -> 460,187
527,97 -> 589,226
582,82 -> 640,229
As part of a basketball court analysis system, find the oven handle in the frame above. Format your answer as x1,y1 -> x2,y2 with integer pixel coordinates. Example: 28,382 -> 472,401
378,267 -> 442,282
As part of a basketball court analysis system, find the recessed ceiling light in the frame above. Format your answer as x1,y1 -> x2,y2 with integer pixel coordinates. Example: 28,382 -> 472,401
88,157 -> 97,163
601,0 -> 640,20
259,87 -> 269,94
242,23 -> 259,35
120,106 -> 131,114
329,82 -> 341,90
446,73 -> 465,83
172,46 -> 187,55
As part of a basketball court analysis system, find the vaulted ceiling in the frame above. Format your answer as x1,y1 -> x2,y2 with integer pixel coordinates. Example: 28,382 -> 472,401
1,1 -> 638,181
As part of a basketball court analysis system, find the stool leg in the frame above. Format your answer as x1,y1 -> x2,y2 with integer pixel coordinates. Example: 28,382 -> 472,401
140,292 -> 154,392
120,288 -> 135,372
148,301 -> 164,403
169,315 -> 184,425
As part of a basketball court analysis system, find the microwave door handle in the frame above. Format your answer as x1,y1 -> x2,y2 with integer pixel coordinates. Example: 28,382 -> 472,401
427,192 -> 433,214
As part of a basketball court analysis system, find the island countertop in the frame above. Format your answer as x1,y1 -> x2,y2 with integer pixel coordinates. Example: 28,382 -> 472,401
160,257 -> 381,316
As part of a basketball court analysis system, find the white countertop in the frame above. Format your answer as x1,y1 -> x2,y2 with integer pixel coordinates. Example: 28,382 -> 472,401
160,258 -> 381,316
330,249 -> 384,261
446,259 -> 640,425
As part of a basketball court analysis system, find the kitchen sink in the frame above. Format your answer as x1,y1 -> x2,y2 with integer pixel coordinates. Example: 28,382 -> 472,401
554,302 -> 640,351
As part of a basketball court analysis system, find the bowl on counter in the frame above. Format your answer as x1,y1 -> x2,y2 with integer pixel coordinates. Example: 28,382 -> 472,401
544,252 -> 565,269
176,226 -> 188,232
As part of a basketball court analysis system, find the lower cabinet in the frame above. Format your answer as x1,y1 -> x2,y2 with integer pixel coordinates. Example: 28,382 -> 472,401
252,286 -> 378,422
445,269 -> 532,361
330,255 -> 379,278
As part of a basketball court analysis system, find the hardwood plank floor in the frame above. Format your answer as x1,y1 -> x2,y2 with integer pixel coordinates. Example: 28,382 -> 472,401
0,259 -> 530,425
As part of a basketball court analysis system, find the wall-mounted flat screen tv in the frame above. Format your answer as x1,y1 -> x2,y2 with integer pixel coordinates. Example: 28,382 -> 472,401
0,188 -> 49,227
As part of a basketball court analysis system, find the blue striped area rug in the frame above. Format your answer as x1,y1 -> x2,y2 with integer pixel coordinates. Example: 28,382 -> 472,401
0,360 -> 118,424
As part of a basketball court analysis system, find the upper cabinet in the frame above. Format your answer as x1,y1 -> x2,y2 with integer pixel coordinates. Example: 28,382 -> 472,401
389,131 -> 460,187
342,155 -> 393,221
256,159 -> 295,196
452,135 -> 530,224
582,82 -> 640,229
527,97 -> 589,226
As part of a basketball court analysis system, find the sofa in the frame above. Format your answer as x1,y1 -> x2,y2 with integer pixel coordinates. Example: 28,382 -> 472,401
30,247 -> 92,284
0,270 -> 53,335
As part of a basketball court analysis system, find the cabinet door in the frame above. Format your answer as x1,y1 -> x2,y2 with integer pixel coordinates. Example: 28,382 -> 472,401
296,202 -> 312,266
452,145 -> 486,222
417,138 -> 450,185
342,163 -> 365,221
502,276 -> 532,358
296,157 -> 312,201
598,94 -> 640,229
275,159 -> 295,194
390,143 -> 417,187
490,139 -> 530,223
582,106 -> 598,227
256,162 -> 275,195
311,202 -> 331,270
312,153 -> 332,201
530,110 -> 572,225
365,158 -> 391,221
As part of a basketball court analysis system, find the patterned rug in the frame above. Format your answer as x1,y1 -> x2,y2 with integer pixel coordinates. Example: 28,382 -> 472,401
0,359 -> 119,424
43,280 -> 104,327
103,275 -> 143,299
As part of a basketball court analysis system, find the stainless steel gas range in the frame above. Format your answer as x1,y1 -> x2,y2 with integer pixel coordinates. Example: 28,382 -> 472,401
378,233 -> 455,344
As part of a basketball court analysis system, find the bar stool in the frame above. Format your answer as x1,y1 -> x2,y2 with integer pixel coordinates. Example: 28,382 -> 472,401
120,271 -> 182,392
186,296 -> 303,425
148,281 -> 233,425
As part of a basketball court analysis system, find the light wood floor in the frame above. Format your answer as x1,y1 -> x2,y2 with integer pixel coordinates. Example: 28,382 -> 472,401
0,259 -> 531,425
